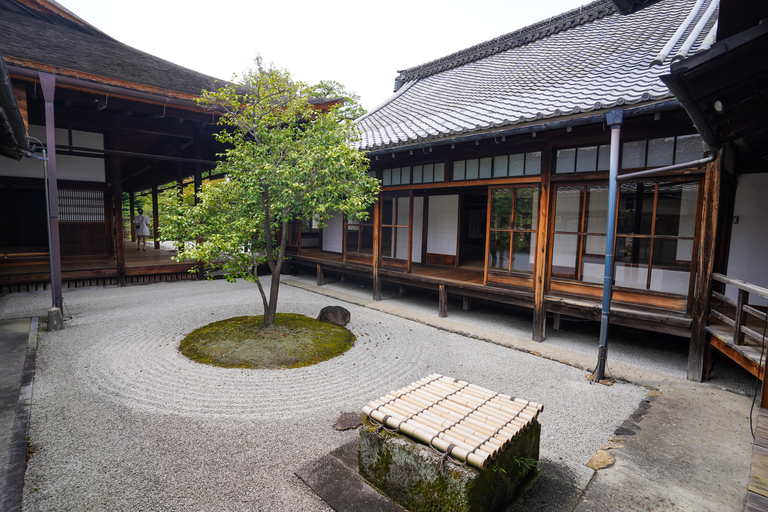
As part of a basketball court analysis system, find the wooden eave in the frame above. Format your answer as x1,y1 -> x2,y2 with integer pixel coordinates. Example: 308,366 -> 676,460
5,56 -> 211,112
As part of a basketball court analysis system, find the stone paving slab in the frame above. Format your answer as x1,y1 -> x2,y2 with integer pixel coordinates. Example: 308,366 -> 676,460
295,441 -> 406,512
0,318 -> 36,512
574,380 -> 753,512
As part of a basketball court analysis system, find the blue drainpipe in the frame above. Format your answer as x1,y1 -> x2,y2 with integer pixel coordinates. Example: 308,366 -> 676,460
595,109 -> 623,382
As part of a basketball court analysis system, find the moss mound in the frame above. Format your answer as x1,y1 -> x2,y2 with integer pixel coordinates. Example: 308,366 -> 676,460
179,313 -> 355,369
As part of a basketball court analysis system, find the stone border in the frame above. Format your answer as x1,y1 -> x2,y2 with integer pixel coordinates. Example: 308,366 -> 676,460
0,317 -> 38,512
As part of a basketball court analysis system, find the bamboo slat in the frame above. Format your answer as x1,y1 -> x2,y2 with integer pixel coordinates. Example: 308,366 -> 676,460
362,374 -> 543,470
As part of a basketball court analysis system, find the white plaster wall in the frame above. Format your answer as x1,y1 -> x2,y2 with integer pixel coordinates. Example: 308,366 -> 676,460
726,173 -> 768,306
322,212 -> 343,253
411,197 -> 423,263
0,125 -> 105,182
427,195 -> 458,256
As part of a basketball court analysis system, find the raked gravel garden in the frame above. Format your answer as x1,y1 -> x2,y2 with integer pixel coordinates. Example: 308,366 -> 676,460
0,276 -> 750,511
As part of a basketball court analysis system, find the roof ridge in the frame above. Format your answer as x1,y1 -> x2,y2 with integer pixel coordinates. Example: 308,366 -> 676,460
393,0 -> 616,91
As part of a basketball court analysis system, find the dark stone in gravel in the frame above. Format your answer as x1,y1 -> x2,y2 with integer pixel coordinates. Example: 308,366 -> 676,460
334,412 -> 364,431
614,427 -> 636,436
620,420 -> 641,431
317,306 -> 351,326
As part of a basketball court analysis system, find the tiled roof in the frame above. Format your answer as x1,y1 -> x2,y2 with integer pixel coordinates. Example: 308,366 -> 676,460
355,0 -> 718,151
0,0 -> 219,97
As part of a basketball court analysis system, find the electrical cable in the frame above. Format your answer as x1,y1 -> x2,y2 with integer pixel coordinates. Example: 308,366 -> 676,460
749,307 -> 768,439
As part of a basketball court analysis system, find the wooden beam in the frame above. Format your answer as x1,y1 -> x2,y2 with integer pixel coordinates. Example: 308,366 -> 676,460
439,284 -> 448,318
407,191 -> 414,273
532,148 -> 552,341
373,194 -> 382,300
152,185 -> 160,249
688,153 -> 722,381
110,131 -> 126,287
129,192 -> 135,242
734,289 -> 750,346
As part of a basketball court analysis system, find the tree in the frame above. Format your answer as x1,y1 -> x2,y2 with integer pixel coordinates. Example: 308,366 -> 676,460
160,61 -> 380,328
304,80 -> 367,120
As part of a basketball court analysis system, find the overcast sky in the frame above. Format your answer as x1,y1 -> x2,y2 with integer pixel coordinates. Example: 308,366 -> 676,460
57,0 -> 589,112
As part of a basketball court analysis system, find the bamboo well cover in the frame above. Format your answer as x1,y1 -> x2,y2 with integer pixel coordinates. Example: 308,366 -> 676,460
362,374 -> 544,470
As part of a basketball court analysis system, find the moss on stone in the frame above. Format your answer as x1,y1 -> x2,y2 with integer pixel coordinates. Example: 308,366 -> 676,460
358,417 -> 540,512
179,313 -> 354,369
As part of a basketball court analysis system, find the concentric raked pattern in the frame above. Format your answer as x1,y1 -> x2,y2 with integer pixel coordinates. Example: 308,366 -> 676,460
52,280 -> 429,420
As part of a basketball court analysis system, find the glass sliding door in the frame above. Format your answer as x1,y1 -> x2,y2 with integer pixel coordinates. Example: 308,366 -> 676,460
551,185 -> 608,281
380,192 -> 411,269
345,205 -> 374,255
550,179 -> 700,296
487,186 -> 538,274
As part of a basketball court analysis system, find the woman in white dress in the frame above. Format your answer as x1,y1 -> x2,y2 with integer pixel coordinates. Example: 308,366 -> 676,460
134,208 -> 151,251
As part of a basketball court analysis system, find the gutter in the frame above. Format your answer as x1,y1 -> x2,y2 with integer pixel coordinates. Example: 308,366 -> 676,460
0,56 -> 31,159
7,65 -> 211,114
364,99 -> 681,157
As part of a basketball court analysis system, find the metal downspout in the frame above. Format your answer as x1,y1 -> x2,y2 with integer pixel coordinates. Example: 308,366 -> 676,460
39,72 -> 63,311
595,109 -> 623,382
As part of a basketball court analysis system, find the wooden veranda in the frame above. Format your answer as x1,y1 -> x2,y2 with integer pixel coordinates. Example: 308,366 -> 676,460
289,249 -> 692,337
0,240 -> 197,293
702,273 -> 768,405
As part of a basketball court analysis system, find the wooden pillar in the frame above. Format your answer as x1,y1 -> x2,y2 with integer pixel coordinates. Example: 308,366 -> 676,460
688,153 -> 722,381
152,185 -> 160,249
439,285 -> 448,318
193,141 -> 204,279
407,191 -> 414,273
194,140 -> 202,205
129,192 -> 136,242
462,296 -> 470,311
553,313 -> 561,330
111,131 -> 126,287
373,194 -> 382,300
733,289 -> 749,346
532,148 -> 552,341
317,264 -> 323,287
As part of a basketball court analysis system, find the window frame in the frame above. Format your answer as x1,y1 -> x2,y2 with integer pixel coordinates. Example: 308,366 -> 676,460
486,184 -> 540,276
549,176 -> 703,296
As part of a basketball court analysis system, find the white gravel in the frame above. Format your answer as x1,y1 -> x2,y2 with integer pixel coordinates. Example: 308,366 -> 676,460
288,273 -> 755,396
0,278 -> 713,510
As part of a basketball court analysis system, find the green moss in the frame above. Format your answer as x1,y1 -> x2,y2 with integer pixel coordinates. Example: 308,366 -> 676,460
358,418 -> 541,512
179,313 -> 354,369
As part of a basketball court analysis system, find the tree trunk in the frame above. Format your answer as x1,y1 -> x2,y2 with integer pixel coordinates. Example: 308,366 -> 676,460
261,221 -> 290,328
262,269 -> 281,327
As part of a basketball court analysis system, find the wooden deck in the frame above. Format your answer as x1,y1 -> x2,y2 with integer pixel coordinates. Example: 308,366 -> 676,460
288,250 -> 692,335
707,323 -> 766,380
749,408 -> 768,511
0,241 -> 197,293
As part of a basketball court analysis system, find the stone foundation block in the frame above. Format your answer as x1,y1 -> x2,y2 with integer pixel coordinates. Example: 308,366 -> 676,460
358,417 -> 540,512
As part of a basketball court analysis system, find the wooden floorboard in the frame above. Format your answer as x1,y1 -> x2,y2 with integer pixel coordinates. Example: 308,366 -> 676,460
1,241 -> 197,288
708,323 -> 767,376
749,409 -> 768,512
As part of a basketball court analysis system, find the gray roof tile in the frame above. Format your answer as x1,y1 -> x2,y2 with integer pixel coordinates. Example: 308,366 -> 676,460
356,0 -> 717,151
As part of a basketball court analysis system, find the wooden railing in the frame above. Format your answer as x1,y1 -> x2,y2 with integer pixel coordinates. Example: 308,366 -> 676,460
707,274 -> 768,380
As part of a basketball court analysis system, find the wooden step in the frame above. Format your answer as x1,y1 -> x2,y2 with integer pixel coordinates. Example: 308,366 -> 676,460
707,324 -> 766,379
